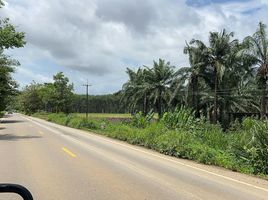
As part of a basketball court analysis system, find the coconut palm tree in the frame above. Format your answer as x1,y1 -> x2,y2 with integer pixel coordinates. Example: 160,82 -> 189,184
243,22 -> 268,119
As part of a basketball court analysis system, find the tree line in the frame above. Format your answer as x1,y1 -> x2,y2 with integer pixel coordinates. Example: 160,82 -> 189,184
15,73 -> 125,114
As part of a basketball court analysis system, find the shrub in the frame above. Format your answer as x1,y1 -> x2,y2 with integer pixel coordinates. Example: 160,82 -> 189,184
161,107 -> 196,130
232,118 -> 268,174
197,123 -> 227,150
131,110 -> 154,128
81,119 -> 98,130
64,114 -> 73,126
68,117 -> 83,128
0,111 -> 5,118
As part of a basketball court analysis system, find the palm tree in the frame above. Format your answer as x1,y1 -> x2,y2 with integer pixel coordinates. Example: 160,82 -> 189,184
190,29 -> 239,123
145,59 -> 177,118
121,68 -> 150,114
183,41 -> 208,117
169,67 -> 190,109
217,42 -> 257,127
244,22 -> 268,119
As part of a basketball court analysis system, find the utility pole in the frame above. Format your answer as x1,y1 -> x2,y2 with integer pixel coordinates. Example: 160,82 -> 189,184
83,80 -> 91,120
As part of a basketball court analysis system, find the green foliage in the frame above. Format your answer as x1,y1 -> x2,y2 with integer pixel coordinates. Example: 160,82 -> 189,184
0,53 -> 18,111
161,107 -> 195,129
79,118 -> 98,129
72,93 -> 125,113
122,59 -> 178,118
52,72 -> 74,113
19,82 -> 43,114
120,23 -> 268,127
0,3 -> 26,112
18,72 -> 74,114
0,19 -> 25,50
243,22 -> 268,119
232,118 -> 268,174
131,110 -> 154,128
0,111 -> 4,118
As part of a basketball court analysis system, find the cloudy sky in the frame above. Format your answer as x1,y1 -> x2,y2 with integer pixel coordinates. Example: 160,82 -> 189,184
1,0 -> 268,94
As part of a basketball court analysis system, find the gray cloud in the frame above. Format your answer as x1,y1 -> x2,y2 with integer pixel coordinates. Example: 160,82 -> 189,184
1,0 -> 268,94
95,0 -> 157,33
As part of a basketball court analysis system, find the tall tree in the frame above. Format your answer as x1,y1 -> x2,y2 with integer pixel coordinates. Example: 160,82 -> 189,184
122,68 -> 150,114
244,22 -> 268,119
190,30 -> 238,123
53,72 -> 74,113
183,41 -> 208,117
145,59 -> 177,118
0,2 -> 26,111
19,82 -> 43,114
0,53 -> 19,111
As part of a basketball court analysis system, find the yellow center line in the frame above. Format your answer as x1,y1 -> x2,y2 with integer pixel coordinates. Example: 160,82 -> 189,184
38,131 -> 44,135
62,147 -> 77,158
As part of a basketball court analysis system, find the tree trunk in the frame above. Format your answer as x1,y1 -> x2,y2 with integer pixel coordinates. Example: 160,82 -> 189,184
219,100 -> 229,130
213,68 -> 218,123
190,75 -> 196,111
157,96 -> 162,119
192,75 -> 200,118
143,93 -> 148,115
261,79 -> 267,119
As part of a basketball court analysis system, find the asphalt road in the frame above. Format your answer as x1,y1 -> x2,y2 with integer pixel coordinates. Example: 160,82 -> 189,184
1,114 -> 268,200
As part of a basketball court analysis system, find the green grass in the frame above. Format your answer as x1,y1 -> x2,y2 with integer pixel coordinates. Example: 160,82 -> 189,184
31,112 -> 268,177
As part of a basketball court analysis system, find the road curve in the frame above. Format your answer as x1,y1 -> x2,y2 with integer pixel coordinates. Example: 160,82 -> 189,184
0,113 -> 268,200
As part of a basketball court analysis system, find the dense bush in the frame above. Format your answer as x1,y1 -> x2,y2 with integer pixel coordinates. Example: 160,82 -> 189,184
0,111 -> 4,118
161,107 -> 196,130
131,110 -> 154,128
232,118 -> 268,174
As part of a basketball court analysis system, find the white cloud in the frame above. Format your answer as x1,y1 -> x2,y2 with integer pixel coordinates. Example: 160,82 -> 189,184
14,67 -> 53,87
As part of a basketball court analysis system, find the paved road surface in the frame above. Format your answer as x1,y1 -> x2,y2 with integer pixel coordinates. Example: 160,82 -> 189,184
1,114 -> 268,200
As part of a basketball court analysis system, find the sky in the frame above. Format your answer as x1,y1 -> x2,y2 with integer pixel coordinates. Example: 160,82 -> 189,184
1,0 -> 268,94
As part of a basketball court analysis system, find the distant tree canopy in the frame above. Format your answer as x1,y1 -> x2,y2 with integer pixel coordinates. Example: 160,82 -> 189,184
19,72 -> 74,114
17,72 -> 125,114
0,2 -> 26,112
72,93 -> 125,113
19,82 -> 43,114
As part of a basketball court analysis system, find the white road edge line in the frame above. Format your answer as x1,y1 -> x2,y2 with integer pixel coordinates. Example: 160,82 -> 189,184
21,114 -> 268,193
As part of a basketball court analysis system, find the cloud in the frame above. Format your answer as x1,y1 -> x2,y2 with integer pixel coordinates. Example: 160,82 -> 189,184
1,0 -> 268,94
14,67 -> 53,87
95,0 -> 156,34
186,0 -> 251,7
